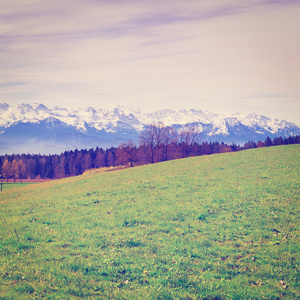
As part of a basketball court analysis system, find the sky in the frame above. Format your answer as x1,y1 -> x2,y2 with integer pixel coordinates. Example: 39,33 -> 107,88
1,0 -> 300,124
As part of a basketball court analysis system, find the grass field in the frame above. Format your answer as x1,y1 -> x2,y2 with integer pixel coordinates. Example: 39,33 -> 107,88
0,182 -> 37,192
0,145 -> 299,299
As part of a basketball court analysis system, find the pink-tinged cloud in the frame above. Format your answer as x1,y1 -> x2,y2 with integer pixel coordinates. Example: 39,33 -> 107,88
0,0 -> 299,124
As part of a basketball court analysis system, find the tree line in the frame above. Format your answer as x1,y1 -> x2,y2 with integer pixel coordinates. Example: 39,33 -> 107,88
1,123 -> 299,182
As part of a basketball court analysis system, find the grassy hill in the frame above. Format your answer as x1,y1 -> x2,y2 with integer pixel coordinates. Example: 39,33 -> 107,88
0,145 -> 299,299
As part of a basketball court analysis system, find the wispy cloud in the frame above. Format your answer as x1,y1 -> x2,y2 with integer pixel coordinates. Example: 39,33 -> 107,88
0,0 -> 299,124
0,82 -> 27,88
263,0 -> 300,5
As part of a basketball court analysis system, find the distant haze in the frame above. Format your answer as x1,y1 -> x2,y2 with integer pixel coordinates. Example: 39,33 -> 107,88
0,103 -> 299,155
1,0 -> 300,125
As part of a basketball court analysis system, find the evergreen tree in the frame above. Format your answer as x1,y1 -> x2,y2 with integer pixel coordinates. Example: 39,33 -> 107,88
106,149 -> 116,167
265,137 -> 272,147
45,156 -> 54,179
17,160 -> 26,182
95,148 -> 105,168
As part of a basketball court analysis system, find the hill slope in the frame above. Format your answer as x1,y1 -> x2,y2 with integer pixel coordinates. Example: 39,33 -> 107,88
0,145 -> 299,299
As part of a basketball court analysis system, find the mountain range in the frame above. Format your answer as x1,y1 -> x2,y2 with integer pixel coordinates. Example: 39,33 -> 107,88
0,103 -> 299,155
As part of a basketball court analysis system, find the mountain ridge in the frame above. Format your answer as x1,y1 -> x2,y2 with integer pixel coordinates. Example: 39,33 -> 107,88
0,103 -> 299,154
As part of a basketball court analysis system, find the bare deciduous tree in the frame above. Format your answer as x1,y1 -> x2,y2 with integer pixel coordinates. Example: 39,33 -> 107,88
2,160 -> 11,183
179,124 -> 201,158
11,159 -> 19,183
139,123 -> 157,164
162,126 -> 178,161
116,140 -> 137,167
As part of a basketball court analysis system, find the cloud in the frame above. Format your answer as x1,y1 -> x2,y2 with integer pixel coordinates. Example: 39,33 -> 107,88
0,0 -> 300,124
0,82 -> 27,87
263,0 -> 300,5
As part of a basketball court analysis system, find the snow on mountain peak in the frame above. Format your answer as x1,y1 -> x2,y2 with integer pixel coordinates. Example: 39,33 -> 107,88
0,103 -> 9,110
34,103 -> 49,111
0,103 -> 299,155
0,103 -> 298,137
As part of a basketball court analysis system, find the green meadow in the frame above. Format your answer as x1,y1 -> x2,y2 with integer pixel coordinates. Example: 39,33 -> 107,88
0,183 -> 34,192
0,145 -> 299,299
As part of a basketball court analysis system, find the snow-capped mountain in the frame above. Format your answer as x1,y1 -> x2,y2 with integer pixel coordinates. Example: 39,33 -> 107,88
0,103 -> 299,154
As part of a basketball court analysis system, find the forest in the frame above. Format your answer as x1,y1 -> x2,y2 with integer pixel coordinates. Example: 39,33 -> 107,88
1,123 -> 300,182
